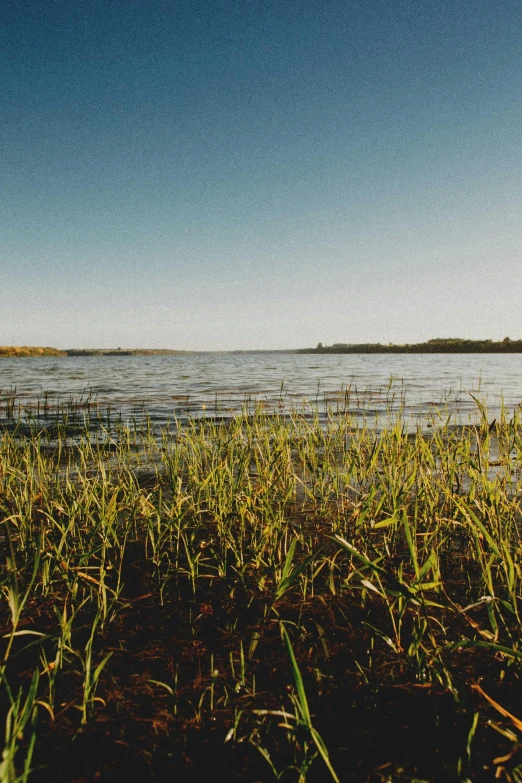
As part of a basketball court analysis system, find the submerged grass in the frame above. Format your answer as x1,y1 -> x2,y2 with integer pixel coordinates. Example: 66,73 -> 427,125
1,397 -> 522,781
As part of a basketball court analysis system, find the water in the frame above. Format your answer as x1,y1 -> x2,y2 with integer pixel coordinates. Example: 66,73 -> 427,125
1,353 -> 521,429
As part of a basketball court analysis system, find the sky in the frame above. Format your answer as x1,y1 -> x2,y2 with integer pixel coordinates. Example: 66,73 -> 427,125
2,0 -> 522,350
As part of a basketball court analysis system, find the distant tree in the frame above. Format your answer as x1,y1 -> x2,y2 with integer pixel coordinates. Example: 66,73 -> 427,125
316,342 -> 323,350
503,336 -> 511,343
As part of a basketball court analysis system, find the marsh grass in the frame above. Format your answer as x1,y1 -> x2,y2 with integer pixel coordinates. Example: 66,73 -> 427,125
1,394 -> 522,781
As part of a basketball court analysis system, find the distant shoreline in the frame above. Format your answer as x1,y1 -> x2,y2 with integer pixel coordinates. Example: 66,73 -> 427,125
2,339 -> 522,357
300,338 -> 522,354
0,347 -> 189,357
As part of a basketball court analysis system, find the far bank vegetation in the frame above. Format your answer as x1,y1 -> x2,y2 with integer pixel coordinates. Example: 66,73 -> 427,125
0,346 -> 66,357
0,347 -> 188,357
303,337 -> 522,353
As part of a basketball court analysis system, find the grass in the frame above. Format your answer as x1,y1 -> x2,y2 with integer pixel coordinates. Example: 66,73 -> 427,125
1,393 -> 522,781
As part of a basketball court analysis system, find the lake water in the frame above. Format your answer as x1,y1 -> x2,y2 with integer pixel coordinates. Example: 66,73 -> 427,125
1,353 -> 521,429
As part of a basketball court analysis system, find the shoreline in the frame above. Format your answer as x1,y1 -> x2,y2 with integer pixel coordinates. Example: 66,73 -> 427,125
0,347 -> 190,357
301,338 -> 522,354
3,338 -> 522,357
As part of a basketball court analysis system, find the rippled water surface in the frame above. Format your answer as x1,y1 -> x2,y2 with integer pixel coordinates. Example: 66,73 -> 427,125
1,353 -> 521,428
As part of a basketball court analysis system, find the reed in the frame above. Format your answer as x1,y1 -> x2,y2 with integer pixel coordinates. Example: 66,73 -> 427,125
1,393 -> 522,780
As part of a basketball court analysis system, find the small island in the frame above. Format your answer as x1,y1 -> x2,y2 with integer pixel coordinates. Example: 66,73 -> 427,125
301,337 -> 522,353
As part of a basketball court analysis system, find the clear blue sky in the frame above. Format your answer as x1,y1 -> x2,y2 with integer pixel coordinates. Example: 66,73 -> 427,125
2,0 -> 521,350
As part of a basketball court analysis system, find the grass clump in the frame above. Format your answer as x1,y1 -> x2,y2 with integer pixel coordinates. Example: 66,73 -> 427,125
1,398 -> 522,781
